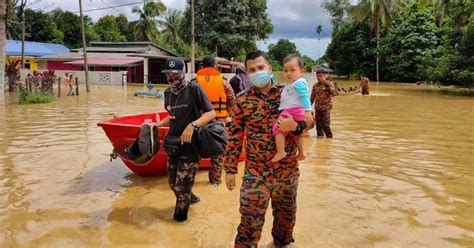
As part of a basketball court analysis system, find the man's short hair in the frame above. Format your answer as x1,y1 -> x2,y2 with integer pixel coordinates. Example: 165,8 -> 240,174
203,56 -> 216,68
245,51 -> 270,68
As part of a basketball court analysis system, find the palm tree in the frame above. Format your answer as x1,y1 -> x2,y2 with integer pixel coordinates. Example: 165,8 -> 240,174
159,9 -> 184,47
0,0 -> 7,94
353,0 -> 398,82
132,1 -> 166,42
316,25 -> 323,60
431,0 -> 472,28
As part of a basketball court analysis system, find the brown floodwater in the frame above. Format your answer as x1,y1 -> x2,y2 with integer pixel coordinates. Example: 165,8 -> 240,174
0,78 -> 473,248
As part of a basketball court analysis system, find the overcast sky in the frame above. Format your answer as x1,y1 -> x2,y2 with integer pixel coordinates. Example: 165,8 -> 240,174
28,0 -> 332,59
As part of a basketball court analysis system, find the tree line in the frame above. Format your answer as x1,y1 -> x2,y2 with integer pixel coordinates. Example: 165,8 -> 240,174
323,0 -> 473,87
6,0 -> 273,61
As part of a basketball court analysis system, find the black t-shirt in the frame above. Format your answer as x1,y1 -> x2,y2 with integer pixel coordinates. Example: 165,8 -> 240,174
164,82 -> 213,158
229,76 -> 242,96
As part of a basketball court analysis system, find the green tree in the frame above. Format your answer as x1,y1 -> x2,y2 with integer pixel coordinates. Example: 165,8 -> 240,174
302,55 -> 317,72
432,0 -> 472,28
267,39 -> 299,66
7,8 -> 63,43
322,0 -> 351,32
125,20 -> 138,41
115,14 -> 129,36
379,2 -> 439,82
159,9 -> 184,47
50,9 -> 96,48
326,21 -> 376,78
94,15 -> 126,42
352,0 -> 399,82
132,1 -> 166,42
184,0 -> 273,59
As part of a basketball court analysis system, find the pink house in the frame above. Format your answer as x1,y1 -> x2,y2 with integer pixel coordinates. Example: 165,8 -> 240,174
37,42 -> 180,84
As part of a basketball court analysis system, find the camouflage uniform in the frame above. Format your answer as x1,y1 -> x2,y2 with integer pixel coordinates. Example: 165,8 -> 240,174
167,155 -> 200,221
225,84 -> 300,247
310,81 -> 337,138
209,78 -> 235,185
361,84 -> 370,95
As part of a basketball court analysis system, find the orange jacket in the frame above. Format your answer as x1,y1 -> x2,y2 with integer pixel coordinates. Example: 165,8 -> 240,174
196,67 -> 228,118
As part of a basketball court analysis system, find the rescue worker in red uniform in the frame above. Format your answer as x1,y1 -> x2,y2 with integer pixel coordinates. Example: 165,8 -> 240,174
225,51 -> 313,247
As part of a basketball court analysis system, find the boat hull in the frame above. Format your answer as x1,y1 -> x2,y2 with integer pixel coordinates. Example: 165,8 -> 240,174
97,112 -> 244,176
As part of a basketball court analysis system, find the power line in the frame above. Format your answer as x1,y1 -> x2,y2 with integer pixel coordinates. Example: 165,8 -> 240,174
73,2 -> 142,13
100,0 -> 134,20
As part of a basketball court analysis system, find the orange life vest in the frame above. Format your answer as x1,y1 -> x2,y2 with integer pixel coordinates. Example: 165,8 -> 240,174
196,67 -> 228,118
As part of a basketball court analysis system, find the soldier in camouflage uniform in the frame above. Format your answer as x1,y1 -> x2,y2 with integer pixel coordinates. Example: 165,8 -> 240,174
225,51 -> 313,247
357,76 -> 370,95
310,69 -> 337,138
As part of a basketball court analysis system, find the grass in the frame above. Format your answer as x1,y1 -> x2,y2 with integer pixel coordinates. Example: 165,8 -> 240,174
18,92 -> 53,104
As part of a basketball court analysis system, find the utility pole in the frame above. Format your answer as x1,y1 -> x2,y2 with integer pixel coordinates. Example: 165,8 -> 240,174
79,0 -> 90,92
21,9 -> 25,69
191,0 -> 195,73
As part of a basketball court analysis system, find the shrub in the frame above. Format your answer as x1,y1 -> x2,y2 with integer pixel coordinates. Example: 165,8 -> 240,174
5,59 -> 21,92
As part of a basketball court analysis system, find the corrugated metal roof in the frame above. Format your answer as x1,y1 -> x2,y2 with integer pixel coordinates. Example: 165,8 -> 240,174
37,52 -> 143,61
6,40 -> 69,57
65,58 -> 143,66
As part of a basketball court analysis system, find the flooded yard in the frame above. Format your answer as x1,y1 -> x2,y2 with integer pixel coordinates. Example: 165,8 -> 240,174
0,79 -> 473,247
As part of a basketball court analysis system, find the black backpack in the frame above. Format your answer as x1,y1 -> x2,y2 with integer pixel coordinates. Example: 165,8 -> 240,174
124,123 -> 159,165
196,120 -> 227,158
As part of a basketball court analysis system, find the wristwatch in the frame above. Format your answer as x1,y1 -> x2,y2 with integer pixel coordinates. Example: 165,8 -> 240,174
191,121 -> 199,131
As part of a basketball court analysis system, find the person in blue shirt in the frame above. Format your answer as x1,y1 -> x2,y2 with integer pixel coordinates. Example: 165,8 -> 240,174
272,54 -> 312,162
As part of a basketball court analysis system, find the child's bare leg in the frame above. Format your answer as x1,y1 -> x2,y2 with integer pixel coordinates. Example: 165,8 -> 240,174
295,136 -> 306,160
272,133 -> 287,162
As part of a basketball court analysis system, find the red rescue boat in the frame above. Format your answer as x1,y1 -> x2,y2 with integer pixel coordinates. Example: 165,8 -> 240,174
97,112 -> 244,176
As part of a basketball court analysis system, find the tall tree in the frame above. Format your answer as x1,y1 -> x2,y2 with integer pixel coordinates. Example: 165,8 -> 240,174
352,0 -> 398,82
159,9 -> 184,47
322,0 -> 351,32
316,25 -> 323,59
184,0 -> 273,59
50,9 -> 96,48
326,21 -> 376,78
432,0 -> 472,28
115,14 -> 129,36
379,2 -> 439,82
8,9 -> 63,43
132,1 -> 166,42
94,15 -> 126,42
268,39 -> 299,65
1,0 -> 6,94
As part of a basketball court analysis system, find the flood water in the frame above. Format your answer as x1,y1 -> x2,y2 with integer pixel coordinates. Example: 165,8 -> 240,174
0,77 -> 473,247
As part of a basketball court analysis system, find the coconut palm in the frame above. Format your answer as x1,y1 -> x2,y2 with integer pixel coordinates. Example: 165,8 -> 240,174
316,25 -> 323,60
159,9 -> 184,47
132,1 -> 166,42
431,0 -> 472,28
0,0 -> 7,94
353,0 -> 398,82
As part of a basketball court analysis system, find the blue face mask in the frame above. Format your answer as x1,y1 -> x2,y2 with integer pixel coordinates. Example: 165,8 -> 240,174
249,71 -> 272,88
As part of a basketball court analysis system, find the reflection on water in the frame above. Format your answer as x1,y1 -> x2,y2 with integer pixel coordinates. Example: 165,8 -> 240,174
0,79 -> 473,247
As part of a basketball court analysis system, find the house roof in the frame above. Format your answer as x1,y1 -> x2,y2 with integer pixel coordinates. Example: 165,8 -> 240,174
70,47 -> 149,53
65,58 -> 142,67
37,52 -> 144,61
89,41 -> 179,57
6,40 -> 69,57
